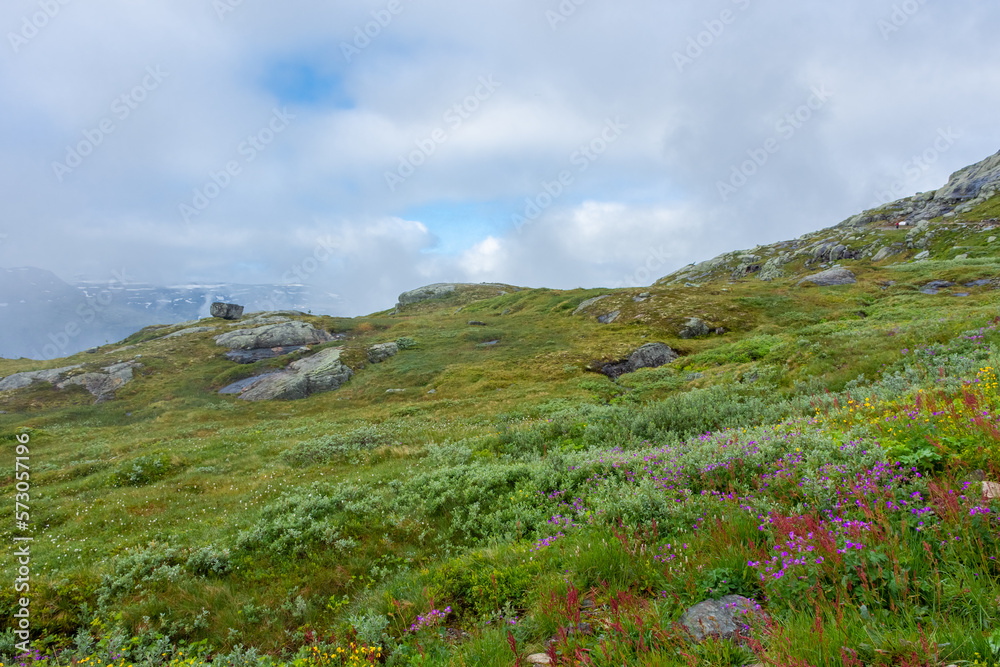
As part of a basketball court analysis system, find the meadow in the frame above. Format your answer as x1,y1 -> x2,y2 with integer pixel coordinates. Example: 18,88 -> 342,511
3,213 -> 1000,665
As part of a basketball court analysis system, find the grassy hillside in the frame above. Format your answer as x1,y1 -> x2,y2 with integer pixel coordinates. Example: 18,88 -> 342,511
3,194 -> 1000,666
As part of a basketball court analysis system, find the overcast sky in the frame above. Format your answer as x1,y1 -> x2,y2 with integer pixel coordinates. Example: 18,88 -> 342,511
2,0 -> 999,315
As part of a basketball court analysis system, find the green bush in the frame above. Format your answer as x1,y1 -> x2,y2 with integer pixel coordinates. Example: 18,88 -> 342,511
431,553 -> 541,619
106,454 -> 178,487
280,425 -> 392,467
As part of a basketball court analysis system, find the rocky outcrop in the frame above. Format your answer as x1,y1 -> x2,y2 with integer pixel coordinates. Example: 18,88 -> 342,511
0,364 -> 83,391
232,348 -> 353,401
680,595 -> 761,642
573,295 -> 610,315
679,317 -> 711,339
798,267 -> 856,286
227,315 -> 290,328
601,343 -> 679,379
214,321 -> 332,350
395,283 -> 513,310
225,346 -> 308,364
56,361 -> 142,402
211,302 -> 245,320
597,311 -> 621,324
367,342 -> 399,364
162,326 -> 216,339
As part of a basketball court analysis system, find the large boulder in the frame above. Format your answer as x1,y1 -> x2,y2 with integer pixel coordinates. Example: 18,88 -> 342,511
797,267 -> 856,286
680,595 -> 760,642
679,317 -> 710,339
395,283 -> 513,309
602,343 -> 679,379
0,364 -> 84,392
56,361 -> 142,403
214,321 -> 333,350
211,302 -> 245,320
236,348 -> 353,401
367,342 -> 399,364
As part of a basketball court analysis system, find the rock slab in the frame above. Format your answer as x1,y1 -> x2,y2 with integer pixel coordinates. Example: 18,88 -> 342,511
798,267 -> 857,286
211,302 -> 245,320
214,321 -> 333,350
56,361 -> 142,402
236,348 -> 353,401
0,364 -> 84,392
680,595 -> 759,642
679,317 -> 710,339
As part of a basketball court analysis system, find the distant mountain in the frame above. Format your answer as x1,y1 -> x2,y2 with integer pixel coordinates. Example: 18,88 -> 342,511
0,267 -> 335,359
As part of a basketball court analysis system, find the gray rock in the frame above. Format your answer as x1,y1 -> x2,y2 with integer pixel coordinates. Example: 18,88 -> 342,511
225,346 -> 308,364
477,340 -> 500,347
921,280 -> 956,295
966,279 -> 993,287
602,343 -> 678,379
597,310 -> 621,324
237,348 -> 353,401
798,267 -> 856,286
914,250 -> 930,260
0,364 -> 84,392
680,595 -> 760,642
211,302 -> 245,320
162,326 -> 216,339
56,361 -> 142,402
395,283 -> 512,309
872,245 -> 904,262
214,321 -> 333,350
468,320 -> 488,327
955,253 -> 969,261
226,316 -> 290,327
679,317 -> 710,339
573,295 -> 610,315
367,342 -> 399,364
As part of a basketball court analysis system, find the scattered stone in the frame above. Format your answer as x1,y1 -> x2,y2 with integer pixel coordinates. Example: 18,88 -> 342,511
684,282 -> 701,288
954,293 -> 971,298
386,388 -> 405,393
477,340 -> 500,347
601,343 -> 679,379
162,326 -> 216,339
679,317 -> 710,339
235,348 -> 353,401
0,364 -> 84,392
215,321 -> 333,350
468,320 -> 488,327
990,236 -> 997,243
955,253 -> 970,261
797,267 -> 857,287
427,389 -> 437,394
367,342 -> 400,364
225,346 -> 308,364
597,311 -> 621,324
967,279 -> 993,287
914,250 -> 930,260
85,347 -> 99,354
714,327 -> 728,335
219,374 -> 279,395
984,481 -> 1000,500
680,595 -> 760,642
211,302 -> 245,320
633,292 -> 652,303
920,280 -> 956,295
526,654 -> 552,665
573,295 -> 610,315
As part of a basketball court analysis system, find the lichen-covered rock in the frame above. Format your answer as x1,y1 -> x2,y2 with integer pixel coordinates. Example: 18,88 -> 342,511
679,317 -> 710,339
0,364 -> 84,392
56,361 -> 142,402
237,348 -> 353,401
597,310 -> 621,324
214,321 -> 332,350
798,267 -> 856,286
573,295 -> 610,315
162,326 -> 216,339
601,343 -> 679,379
367,342 -> 399,364
680,595 -> 760,642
